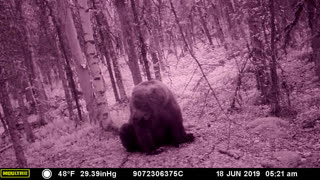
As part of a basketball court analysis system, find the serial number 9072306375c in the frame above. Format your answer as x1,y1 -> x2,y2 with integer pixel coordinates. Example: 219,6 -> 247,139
133,170 -> 183,177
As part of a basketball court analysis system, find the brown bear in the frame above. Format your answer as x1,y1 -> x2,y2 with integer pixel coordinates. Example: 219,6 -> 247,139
119,80 -> 194,154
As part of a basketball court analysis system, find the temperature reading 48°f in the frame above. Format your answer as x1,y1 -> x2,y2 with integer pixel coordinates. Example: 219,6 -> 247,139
58,170 -> 75,177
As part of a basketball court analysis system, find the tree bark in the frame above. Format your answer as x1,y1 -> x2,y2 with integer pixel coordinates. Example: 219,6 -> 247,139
144,0 -> 162,81
115,0 -> 143,85
92,0 -> 121,103
197,1 -> 213,45
0,112 -> 8,134
55,48 -> 76,122
77,0 -> 113,129
209,2 -> 226,46
0,82 -> 28,168
95,1 -> 127,101
104,54 -> 121,103
152,0 -> 166,70
131,0 -> 152,81
36,0 -> 77,123
110,51 -> 128,102
151,52 -> 162,81
17,88 -> 35,143
246,0 -> 270,104
269,0 -> 281,116
55,0 -> 97,123
16,0 -> 47,126
219,0 -> 239,40
307,0 -> 320,79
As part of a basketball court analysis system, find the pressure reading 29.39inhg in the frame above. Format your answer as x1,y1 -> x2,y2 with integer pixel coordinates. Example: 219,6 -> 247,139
80,170 -> 117,178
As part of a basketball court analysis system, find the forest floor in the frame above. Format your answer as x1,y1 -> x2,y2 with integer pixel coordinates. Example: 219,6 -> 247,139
0,44 -> 320,168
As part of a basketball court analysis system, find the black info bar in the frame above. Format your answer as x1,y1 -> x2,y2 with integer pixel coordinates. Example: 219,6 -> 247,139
0,168 -> 317,179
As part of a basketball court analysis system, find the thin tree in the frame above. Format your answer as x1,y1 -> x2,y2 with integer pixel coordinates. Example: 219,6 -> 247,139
92,0 -> 120,103
16,78 -> 36,142
144,0 -> 162,81
246,0 -> 270,104
94,0 -> 127,102
0,82 -> 28,168
306,0 -> 320,79
131,0 -> 152,80
15,0 -> 47,126
36,0 -> 76,123
115,0 -> 143,85
269,0 -> 281,116
0,112 -> 8,134
209,1 -> 226,46
196,0 -> 213,46
104,22 -> 128,102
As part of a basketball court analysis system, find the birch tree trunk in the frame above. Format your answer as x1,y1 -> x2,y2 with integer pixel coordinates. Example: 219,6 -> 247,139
92,0 -> 120,103
144,0 -> 162,81
55,0 -> 96,123
77,0 -> 113,129
94,0 -> 127,101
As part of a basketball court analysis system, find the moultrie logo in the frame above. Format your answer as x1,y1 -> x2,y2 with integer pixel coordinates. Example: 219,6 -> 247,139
0,169 -> 30,178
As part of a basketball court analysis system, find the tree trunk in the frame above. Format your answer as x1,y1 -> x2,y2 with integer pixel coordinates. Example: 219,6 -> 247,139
55,0 -> 96,123
77,0 -> 113,129
144,0 -> 166,71
16,0 -> 47,126
144,0 -> 163,80
17,89 -> 35,143
210,2 -> 226,46
0,82 -> 28,168
169,0 -> 189,52
197,1 -> 213,46
96,2 -> 127,102
104,54 -> 121,103
151,52 -> 162,81
269,0 -> 281,116
111,53 -> 127,102
152,0 -> 166,70
307,0 -> 320,79
131,0 -> 152,81
31,58 -> 48,126
0,112 -> 8,134
92,0 -> 121,103
36,0 -> 78,123
180,1 -> 194,54
219,0 -> 239,40
56,50 -> 76,122
246,0 -> 270,104
115,0 -> 143,85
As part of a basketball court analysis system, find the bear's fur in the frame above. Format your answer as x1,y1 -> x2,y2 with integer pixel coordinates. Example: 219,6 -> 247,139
119,80 -> 194,154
